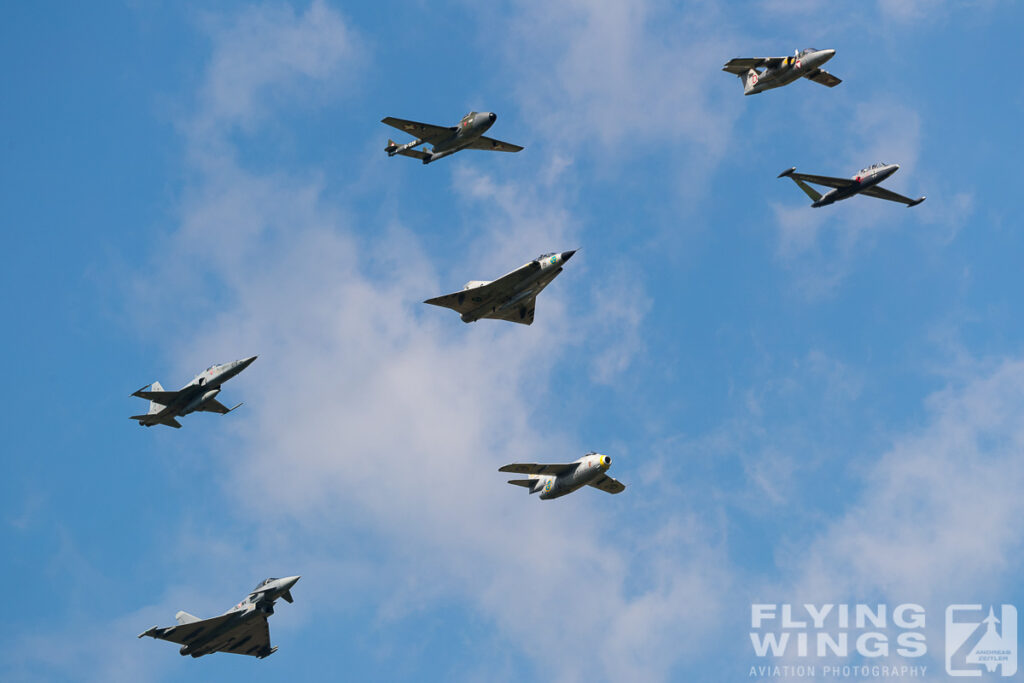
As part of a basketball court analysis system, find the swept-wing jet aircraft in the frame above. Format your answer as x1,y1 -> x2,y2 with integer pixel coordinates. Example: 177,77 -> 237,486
723,48 -> 840,95
779,163 -> 926,208
382,111 -> 523,164
138,576 -> 299,659
130,356 -> 257,428
500,452 -> 625,500
424,250 -> 575,325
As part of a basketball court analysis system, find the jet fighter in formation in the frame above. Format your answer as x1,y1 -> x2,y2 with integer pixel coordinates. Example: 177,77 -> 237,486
130,356 -> 257,428
424,250 -> 575,325
382,111 -> 523,164
139,576 -> 299,659
723,48 -> 841,95
500,452 -> 625,500
779,164 -> 926,208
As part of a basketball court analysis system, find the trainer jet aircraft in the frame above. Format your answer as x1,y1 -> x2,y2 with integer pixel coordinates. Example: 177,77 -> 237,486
382,111 -> 523,164
138,576 -> 299,659
424,250 -> 575,325
779,163 -> 926,208
723,48 -> 840,95
500,452 -> 626,500
130,356 -> 257,428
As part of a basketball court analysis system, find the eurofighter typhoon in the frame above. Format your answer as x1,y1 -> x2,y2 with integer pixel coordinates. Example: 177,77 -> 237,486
723,48 -> 840,95
779,163 -> 926,208
130,356 -> 257,428
500,452 -> 625,500
424,251 -> 575,325
138,576 -> 299,659
382,111 -> 523,164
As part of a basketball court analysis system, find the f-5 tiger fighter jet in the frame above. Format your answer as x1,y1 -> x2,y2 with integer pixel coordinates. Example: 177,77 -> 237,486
138,576 -> 299,659
723,48 -> 840,95
500,452 -> 626,500
382,111 -> 523,164
424,250 -> 575,326
130,356 -> 257,428
779,163 -> 926,208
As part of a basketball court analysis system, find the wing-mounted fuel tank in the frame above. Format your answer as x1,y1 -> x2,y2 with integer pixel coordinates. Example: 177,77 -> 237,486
184,388 -> 221,414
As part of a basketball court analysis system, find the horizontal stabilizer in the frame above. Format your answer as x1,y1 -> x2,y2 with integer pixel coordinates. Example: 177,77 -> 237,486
507,479 -> 535,488
176,611 -> 200,625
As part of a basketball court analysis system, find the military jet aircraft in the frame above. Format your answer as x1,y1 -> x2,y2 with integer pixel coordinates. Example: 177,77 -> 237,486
779,163 -> 926,208
723,48 -> 840,95
424,250 -> 575,325
500,452 -> 625,500
130,356 -> 257,428
382,111 -> 523,164
138,576 -> 299,659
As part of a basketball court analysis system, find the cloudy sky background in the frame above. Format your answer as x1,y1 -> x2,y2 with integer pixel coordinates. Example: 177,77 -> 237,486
2,1 -> 1023,681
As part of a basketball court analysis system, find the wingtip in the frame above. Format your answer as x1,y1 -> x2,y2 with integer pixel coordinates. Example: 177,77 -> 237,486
908,196 -> 926,207
778,167 -> 796,178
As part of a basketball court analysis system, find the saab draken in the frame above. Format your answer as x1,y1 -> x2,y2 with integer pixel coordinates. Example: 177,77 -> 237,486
138,576 -> 299,659
779,164 -> 926,208
500,452 -> 625,500
723,48 -> 840,95
382,111 -> 523,164
130,356 -> 257,428
424,251 -> 575,325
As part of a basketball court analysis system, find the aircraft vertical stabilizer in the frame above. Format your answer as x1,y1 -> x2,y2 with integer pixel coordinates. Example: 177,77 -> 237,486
148,381 -> 166,413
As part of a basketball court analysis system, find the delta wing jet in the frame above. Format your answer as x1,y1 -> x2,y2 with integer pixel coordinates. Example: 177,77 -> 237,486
130,356 -> 257,428
779,163 -> 926,208
723,48 -> 840,95
424,250 -> 575,325
382,111 -> 523,164
139,576 -> 299,659
500,452 -> 625,500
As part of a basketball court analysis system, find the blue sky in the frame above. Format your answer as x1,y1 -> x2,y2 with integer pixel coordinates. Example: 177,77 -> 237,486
3,1 -> 1024,681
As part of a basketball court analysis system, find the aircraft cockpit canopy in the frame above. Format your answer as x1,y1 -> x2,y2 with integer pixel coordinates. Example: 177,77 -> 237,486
800,47 -> 819,56
858,162 -> 888,174
460,111 -> 478,124
536,252 -> 556,260
252,578 -> 279,592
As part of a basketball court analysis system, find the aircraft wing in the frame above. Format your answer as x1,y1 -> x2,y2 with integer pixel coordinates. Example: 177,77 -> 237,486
424,288 -> 489,315
589,474 -> 626,494
803,68 -> 842,87
788,172 -> 855,189
464,136 -> 524,153
194,398 -> 232,414
859,185 -> 925,206
499,462 -> 580,476
132,389 -> 181,403
217,617 -> 272,657
381,117 -> 454,145
138,613 -> 235,646
722,57 -> 782,74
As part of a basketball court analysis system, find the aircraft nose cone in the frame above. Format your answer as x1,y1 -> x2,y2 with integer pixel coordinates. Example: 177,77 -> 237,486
561,249 -> 576,262
488,112 -> 496,122
822,49 -> 835,59
240,355 -> 258,367
284,575 -> 300,587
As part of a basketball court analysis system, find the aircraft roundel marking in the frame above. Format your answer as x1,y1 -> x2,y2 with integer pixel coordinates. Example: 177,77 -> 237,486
751,73 -> 758,84
795,59 -> 802,69
549,256 -> 557,265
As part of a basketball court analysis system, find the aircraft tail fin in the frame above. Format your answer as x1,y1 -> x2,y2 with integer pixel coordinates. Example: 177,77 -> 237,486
742,69 -> 759,95
176,611 -> 200,625
147,381 -> 166,414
